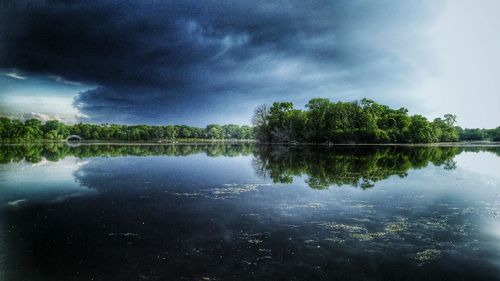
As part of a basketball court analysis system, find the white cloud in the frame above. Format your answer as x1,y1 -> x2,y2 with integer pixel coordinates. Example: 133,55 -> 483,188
21,112 -> 59,121
5,72 -> 26,80
48,75 -> 82,86
11,111 -> 87,124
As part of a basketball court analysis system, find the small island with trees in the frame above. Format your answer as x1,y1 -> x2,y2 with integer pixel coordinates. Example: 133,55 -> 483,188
0,98 -> 498,144
252,98 -> 500,144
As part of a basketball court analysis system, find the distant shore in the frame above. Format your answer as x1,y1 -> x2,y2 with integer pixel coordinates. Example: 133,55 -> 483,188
1,140 -> 499,147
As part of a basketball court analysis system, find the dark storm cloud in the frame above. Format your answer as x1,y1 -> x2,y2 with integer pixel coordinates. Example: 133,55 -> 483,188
0,0 -> 441,124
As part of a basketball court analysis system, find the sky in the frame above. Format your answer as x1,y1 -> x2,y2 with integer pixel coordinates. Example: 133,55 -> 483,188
0,0 -> 498,128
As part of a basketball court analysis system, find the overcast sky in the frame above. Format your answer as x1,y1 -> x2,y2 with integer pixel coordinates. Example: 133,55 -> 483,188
0,0 -> 498,127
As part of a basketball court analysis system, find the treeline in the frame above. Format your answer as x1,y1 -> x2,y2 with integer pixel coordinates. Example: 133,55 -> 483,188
457,127 -> 500,141
1,98 -> 499,144
253,98 -> 499,143
0,118 -> 255,141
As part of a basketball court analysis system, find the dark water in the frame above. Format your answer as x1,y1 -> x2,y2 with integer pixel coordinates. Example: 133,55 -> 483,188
0,143 -> 499,280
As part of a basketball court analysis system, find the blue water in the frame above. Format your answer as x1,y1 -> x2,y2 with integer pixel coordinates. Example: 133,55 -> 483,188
0,144 -> 499,280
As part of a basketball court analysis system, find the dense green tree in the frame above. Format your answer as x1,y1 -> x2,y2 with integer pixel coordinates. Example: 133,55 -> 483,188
42,120 -> 69,140
305,98 -> 331,142
432,115 -> 459,142
407,115 -> 434,143
222,124 -> 242,139
457,127 -> 490,141
206,124 -> 224,139
164,125 -> 178,140
240,125 -> 255,139
177,126 -> 193,138
252,98 -> 468,144
23,119 -> 44,140
490,127 -> 500,141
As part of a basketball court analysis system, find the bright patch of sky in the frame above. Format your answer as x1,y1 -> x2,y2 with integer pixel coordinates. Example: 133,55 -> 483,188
0,70 -> 92,123
414,0 -> 500,128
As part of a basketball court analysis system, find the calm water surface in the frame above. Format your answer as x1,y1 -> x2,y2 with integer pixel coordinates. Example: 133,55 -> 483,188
0,144 -> 499,280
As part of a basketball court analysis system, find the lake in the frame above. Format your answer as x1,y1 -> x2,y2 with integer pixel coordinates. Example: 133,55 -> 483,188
0,143 -> 499,280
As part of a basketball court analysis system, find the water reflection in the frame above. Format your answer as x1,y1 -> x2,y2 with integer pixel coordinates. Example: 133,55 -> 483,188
0,143 -> 256,163
1,143 -> 498,190
0,144 -> 499,280
254,145 -> 465,189
0,157 -> 94,208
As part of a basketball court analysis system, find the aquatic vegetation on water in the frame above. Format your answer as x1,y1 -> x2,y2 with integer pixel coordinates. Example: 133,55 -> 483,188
350,232 -> 386,241
314,218 -> 411,242
415,249 -> 442,264
211,184 -> 260,197
315,222 -> 366,233
384,218 -> 409,233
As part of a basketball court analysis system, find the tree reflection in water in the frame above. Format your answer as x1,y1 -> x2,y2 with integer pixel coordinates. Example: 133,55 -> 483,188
0,143 -> 498,190
253,145 -> 464,189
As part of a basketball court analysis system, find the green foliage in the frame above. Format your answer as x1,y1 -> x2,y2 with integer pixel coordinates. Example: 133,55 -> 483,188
408,115 -> 433,143
490,127 -> 500,141
431,115 -> 459,142
206,124 -> 224,139
0,119 -> 255,142
253,98 -> 463,143
164,125 -> 178,140
456,127 -> 500,141
42,120 -> 69,140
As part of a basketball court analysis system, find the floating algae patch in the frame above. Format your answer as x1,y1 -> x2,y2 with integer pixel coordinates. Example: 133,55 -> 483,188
212,184 -> 259,195
323,237 -> 346,244
351,203 -> 374,209
384,218 -> 409,233
314,221 -> 387,241
415,249 -> 441,264
315,217 -> 413,242
481,202 -> 500,218
303,202 -> 325,209
240,232 -> 267,244
283,202 -> 325,210
350,220 -> 409,241
350,232 -> 384,241
419,217 -> 450,231
461,207 -> 475,215
170,192 -> 206,197
314,222 -> 367,233
248,238 -> 264,244
208,183 -> 270,199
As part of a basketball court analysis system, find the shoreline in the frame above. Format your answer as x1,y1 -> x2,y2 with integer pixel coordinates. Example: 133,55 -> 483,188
0,140 -> 499,147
